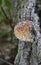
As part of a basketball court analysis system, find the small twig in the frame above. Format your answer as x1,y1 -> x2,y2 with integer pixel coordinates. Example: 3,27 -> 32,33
0,58 -> 13,65
1,6 -> 9,20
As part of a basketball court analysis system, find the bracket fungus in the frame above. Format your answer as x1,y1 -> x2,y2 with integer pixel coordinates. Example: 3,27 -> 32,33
14,20 -> 35,42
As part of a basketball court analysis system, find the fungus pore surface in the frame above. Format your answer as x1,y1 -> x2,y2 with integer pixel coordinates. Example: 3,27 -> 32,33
14,20 -> 34,42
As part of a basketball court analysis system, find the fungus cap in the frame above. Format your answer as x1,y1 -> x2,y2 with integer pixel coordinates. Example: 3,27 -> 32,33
14,20 -> 34,42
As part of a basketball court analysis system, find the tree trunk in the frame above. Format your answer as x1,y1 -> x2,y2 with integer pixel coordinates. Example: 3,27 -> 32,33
14,41 -> 33,65
14,0 -> 41,65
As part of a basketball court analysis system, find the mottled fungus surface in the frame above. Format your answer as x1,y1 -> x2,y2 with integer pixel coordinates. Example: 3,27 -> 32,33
14,20 -> 34,42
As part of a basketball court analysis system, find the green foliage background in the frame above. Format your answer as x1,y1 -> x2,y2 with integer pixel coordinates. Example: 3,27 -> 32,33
0,0 -> 19,43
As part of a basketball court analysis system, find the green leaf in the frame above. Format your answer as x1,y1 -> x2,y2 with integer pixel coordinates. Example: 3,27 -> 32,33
0,10 -> 4,23
0,30 -> 10,39
2,0 -> 5,6
2,0 -> 13,9
0,0 -> 2,6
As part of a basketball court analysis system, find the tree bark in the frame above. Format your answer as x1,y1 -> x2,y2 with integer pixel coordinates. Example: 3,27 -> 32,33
14,0 -> 41,65
14,41 -> 32,65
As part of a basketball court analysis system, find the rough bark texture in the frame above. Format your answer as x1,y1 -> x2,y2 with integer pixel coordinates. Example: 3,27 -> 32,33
14,0 -> 41,65
14,41 -> 32,65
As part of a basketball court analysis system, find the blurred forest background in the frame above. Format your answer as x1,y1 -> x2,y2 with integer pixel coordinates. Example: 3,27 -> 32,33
0,0 -> 20,65
0,0 -> 41,65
